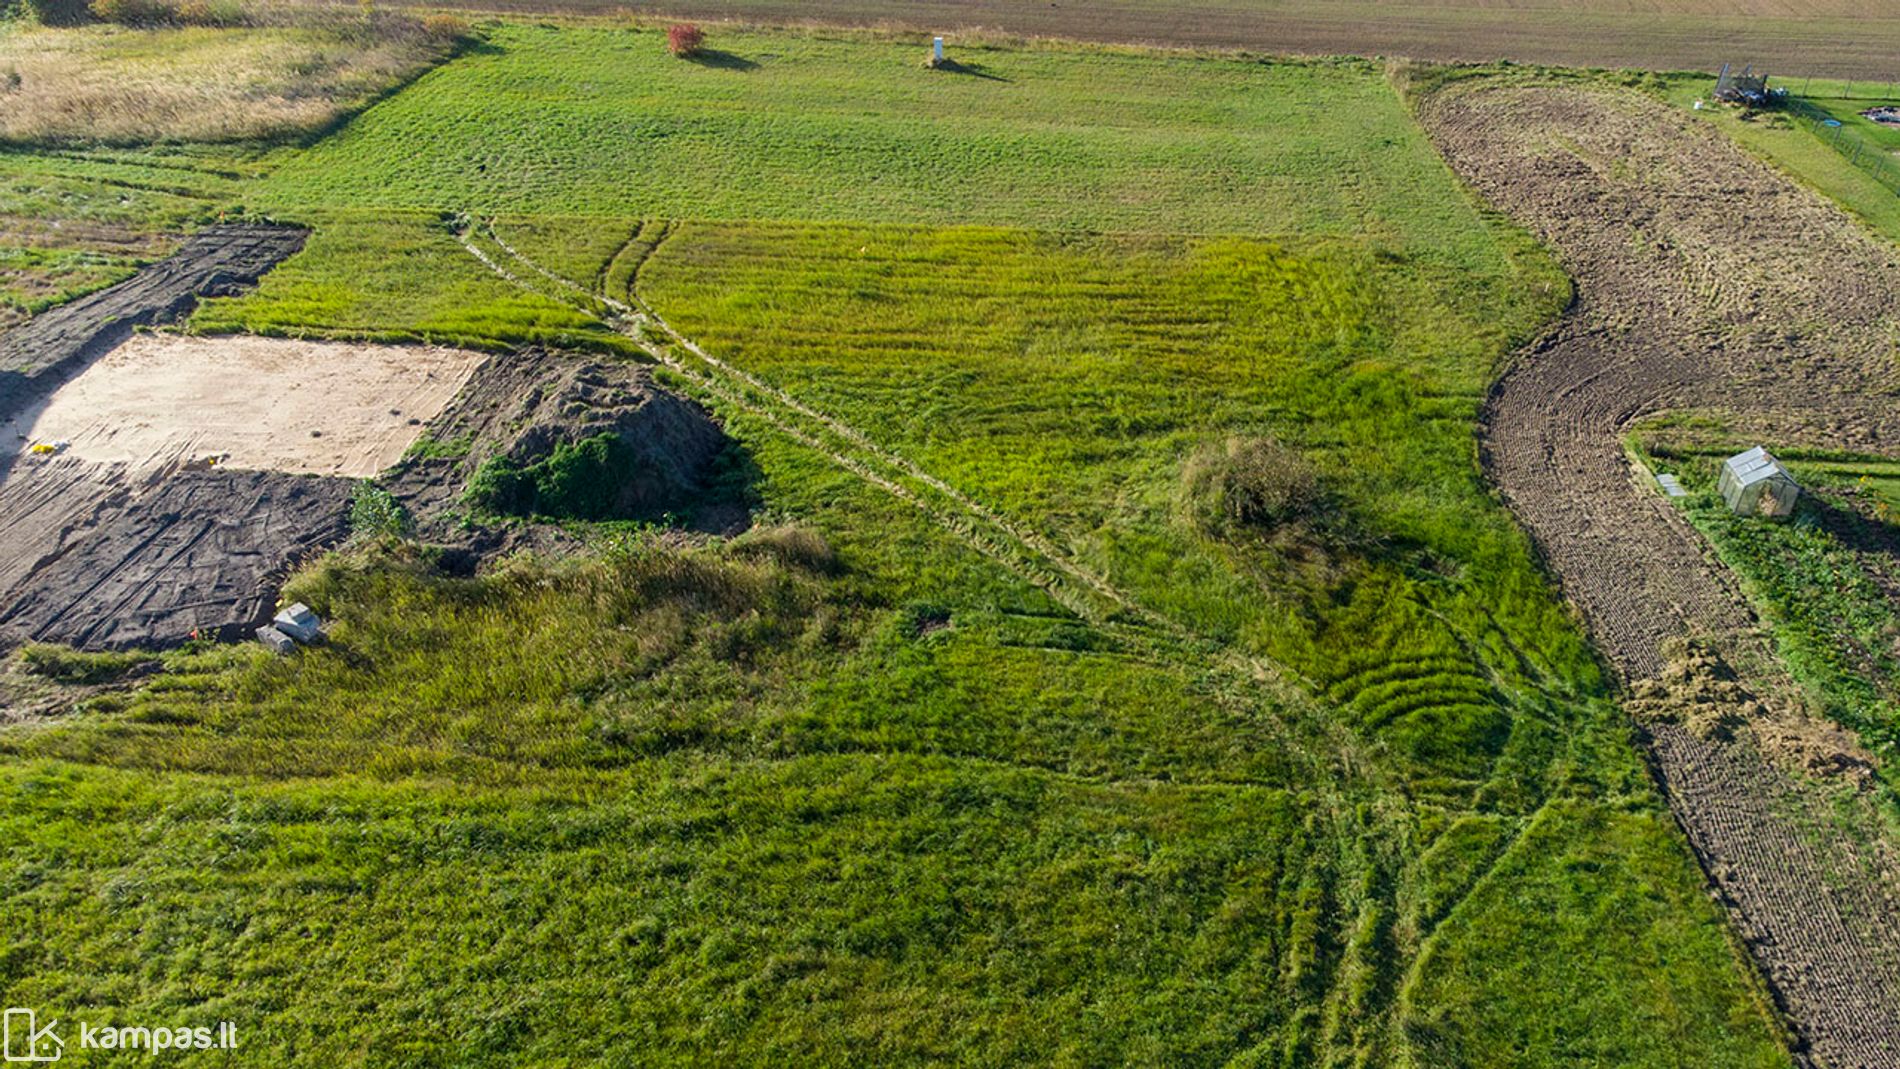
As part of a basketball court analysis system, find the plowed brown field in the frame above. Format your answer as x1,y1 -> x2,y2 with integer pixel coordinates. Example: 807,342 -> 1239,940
356,0 -> 1900,80
1420,79 -> 1900,1067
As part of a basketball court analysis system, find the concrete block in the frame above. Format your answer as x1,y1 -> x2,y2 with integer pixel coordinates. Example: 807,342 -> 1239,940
256,626 -> 296,655
273,602 -> 321,644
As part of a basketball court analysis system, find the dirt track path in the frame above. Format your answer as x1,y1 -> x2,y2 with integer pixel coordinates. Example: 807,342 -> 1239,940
1421,81 -> 1900,1067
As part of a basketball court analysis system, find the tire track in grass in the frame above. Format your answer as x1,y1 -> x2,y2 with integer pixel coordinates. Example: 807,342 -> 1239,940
459,217 -> 1440,1057
471,220 -> 1179,629
458,220 -> 1127,629
482,219 -> 1159,625
458,217 -> 1395,794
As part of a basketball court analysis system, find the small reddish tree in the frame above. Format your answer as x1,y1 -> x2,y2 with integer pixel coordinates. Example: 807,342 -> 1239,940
666,23 -> 704,57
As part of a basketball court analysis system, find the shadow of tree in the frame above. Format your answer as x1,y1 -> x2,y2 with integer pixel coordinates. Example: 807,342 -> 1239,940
929,59 -> 1009,82
687,50 -> 760,72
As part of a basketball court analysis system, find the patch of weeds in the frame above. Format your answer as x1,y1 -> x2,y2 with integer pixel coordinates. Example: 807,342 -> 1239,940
466,433 -> 648,521
1181,434 -> 1326,537
897,601 -> 953,639
349,480 -> 411,541
403,432 -> 473,460
732,524 -> 840,576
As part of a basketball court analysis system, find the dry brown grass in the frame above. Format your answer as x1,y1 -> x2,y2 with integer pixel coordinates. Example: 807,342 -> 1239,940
0,15 -> 459,145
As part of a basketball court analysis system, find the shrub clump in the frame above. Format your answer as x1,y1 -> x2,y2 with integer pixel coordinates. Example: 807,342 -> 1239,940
467,433 -> 650,521
1183,435 -> 1324,535
349,481 -> 411,542
419,12 -> 468,40
85,0 -> 244,26
666,23 -> 704,58
21,0 -> 91,26
88,0 -> 171,25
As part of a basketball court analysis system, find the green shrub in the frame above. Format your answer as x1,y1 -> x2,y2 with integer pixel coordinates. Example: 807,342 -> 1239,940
89,0 -> 174,25
348,481 -> 411,542
23,0 -> 91,24
173,0 -> 243,25
1182,435 -> 1324,535
466,434 -> 650,521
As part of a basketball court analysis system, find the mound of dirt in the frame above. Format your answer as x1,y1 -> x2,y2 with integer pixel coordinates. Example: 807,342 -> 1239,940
1626,640 -> 1758,742
384,350 -> 740,563
465,357 -> 726,520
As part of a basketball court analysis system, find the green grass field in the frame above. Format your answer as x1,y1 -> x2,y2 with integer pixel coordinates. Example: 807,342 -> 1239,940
0,20 -> 1793,1066
254,26 -> 1508,266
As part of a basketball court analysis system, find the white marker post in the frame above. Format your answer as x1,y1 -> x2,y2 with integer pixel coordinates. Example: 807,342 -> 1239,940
934,37 -> 945,63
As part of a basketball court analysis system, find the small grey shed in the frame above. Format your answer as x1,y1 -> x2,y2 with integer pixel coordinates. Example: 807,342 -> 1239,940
1717,446 -> 1799,518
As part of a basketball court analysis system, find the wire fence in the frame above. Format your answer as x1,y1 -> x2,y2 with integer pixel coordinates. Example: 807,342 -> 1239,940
1781,96 -> 1900,197
1754,76 -> 1900,199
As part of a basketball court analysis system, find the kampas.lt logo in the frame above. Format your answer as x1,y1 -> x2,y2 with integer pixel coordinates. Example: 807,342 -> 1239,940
3,1009 -> 63,1063
3,1008 -> 233,1060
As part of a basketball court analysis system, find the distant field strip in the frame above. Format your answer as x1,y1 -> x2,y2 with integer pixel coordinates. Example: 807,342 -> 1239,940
258,25 -> 1511,272
344,0 -> 1900,80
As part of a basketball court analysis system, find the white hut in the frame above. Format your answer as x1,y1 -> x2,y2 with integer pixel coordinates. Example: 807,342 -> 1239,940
1717,446 -> 1799,518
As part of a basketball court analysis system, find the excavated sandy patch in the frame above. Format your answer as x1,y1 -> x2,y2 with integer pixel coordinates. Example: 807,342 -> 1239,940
14,335 -> 484,477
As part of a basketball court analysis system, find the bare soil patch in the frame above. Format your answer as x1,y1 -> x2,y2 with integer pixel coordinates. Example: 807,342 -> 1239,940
1420,79 -> 1900,1066
0,222 -> 306,412
0,462 -> 355,649
13,335 -> 482,477
0,224 -> 732,655
0,346 -> 732,651
397,0 -> 1900,80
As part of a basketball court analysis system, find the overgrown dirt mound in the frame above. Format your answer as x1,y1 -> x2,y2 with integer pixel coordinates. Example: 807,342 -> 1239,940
385,350 -> 738,561
1419,80 -> 1900,1067
464,357 -> 726,521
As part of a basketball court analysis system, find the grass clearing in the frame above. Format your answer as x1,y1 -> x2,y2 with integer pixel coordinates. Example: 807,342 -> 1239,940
0,24 -> 1797,1065
258,24 -> 1510,269
189,212 -> 626,351
626,218 -> 1589,786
